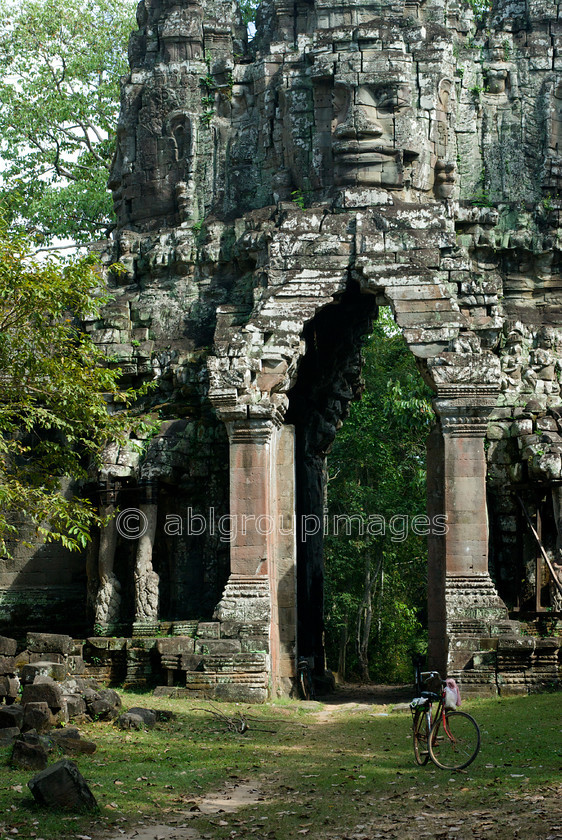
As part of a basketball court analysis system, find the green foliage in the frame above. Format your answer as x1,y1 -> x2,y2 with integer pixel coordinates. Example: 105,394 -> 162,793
291,189 -> 306,210
467,0 -> 491,21
238,0 -> 258,25
0,220 -> 148,557
324,309 -> 434,683
0,0 -> 136,244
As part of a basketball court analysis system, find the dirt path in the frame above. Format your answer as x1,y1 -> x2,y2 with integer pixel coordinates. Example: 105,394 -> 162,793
99,782 -> 265,840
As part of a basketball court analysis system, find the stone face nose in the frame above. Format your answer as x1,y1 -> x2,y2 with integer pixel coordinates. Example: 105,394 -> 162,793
333,112 -> 384,141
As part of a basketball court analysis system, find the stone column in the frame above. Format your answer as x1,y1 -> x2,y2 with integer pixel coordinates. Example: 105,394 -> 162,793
133,502 -> 160,634
213,413 -> 297,697
429,385 -> 509,675
214,418 -> 278,641
227,418 -> 277,578
94,503 -> 122,633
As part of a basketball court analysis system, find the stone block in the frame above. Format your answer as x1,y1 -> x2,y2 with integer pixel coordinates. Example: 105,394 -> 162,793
0,636 -> 17,657
27,633 -> 73,656
66,656 -> 85,675
21,682 -> 63,712
240,636 -> 270,653
0,655 -> 15,674
98,688 -> 122,710
51,729 -> 97,755
63,694 -> 87,719
196,622 -> 221,639
12,738 -> 49,771
87,698 -> 116,720
214,684 -> 267,703
125,707 -> 156,727
0,726 -> 20,747
180,654 -> 204,671
0,704 -> 24,729
195,639 -> 242,655
21,661 -> 67,684
29,652 -> 66,665
23,702 -> 53,734
156,637 -> 195,655
28,758 -> 98,810
0,675 -> 19,699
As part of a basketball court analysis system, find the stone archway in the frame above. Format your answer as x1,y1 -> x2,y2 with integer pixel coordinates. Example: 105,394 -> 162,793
206,196 -> 510,694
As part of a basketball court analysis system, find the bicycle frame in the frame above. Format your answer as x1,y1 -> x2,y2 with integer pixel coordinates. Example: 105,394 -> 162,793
411,669 -> 481,770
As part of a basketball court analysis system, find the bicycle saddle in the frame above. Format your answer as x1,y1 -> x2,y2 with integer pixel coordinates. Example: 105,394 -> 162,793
420,690 -> 441,702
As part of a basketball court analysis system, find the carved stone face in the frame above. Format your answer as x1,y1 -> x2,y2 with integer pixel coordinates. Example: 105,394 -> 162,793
332,80 -> 417,188
306,24 -> 456,196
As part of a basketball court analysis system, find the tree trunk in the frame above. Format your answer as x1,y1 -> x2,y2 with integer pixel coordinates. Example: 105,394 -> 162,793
356,551 -> 383,683
338,620 -> 348,681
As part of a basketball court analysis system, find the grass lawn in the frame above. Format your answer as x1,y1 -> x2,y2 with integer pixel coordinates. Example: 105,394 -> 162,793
0,690 -> 561,840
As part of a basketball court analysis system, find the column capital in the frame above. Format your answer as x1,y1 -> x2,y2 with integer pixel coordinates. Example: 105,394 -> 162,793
227,415 -> 282,445
433,383 -> 499,437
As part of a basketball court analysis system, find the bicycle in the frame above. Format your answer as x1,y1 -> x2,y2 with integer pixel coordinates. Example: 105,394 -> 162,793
410,670 -> 481,770
296,656 -> 315,701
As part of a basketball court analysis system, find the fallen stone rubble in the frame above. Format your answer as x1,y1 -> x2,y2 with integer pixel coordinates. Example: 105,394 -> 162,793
0,631 -> 167,800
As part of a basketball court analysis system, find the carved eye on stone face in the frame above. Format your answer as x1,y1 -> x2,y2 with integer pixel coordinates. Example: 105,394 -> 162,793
358,84 -> 411,114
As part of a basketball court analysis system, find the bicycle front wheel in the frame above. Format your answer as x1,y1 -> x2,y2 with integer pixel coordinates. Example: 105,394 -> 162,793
428,710 -> 480,770
413,709 -> 430,766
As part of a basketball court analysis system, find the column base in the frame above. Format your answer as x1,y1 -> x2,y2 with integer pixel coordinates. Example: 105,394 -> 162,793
214,574 -> 271,625
446,574 -> 513,631
132,621 -> 160,637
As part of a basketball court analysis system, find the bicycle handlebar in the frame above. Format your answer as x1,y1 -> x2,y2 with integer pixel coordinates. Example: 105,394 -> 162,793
419,670 -> 443,682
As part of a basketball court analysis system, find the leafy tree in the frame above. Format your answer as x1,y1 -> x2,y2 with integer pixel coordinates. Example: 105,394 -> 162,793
324,309 -> 434,683
0,0 -> 136,244
0,220 -> 147,557
239,0 -> 259,24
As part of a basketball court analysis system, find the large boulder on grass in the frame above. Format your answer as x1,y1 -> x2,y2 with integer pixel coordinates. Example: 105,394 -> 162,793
116,712 -> 145,731
116,707 -> 158,730
28,758 -> 97,810
127,707 -> 157,727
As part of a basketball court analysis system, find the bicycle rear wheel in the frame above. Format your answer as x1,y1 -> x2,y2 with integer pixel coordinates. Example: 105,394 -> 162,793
428,710 -> 480,770
413,709 -> 430,766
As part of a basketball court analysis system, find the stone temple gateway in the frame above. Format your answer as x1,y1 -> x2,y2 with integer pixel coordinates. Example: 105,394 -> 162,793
3,0 -> 562,698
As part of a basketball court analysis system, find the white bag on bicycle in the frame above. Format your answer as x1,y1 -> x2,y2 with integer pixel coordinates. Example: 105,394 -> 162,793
444,678 -> 462,709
